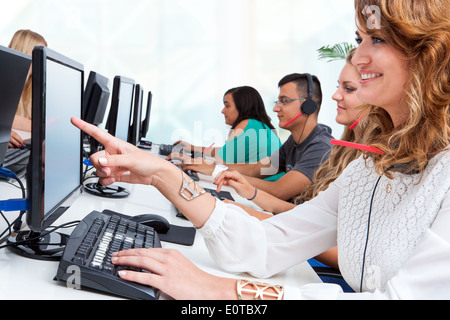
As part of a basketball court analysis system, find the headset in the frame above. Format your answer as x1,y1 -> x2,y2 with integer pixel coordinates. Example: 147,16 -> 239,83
302,73 -> 318,115
360,162 -> 423,292
283,73 -> 318,128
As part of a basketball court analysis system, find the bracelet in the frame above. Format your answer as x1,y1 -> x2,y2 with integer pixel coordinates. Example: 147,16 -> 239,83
179,171 -> 206,201
236,279 -> 284,300
247,187 -> 258,201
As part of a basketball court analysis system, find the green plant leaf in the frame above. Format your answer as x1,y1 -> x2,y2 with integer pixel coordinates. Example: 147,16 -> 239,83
317,42 -> 356,62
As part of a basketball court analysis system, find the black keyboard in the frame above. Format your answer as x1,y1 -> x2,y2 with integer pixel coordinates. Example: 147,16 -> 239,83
1,148 -> 30,179
55,210 -> 161,300
204,188 -> 234,201
170,162 -> 199,181
2,147 -> 30,168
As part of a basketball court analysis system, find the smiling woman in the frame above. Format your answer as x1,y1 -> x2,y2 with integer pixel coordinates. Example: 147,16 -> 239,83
333,48 -> 362,128
71,0 -> 450,300
353,0 -> 450,176
353,30 -> 410,128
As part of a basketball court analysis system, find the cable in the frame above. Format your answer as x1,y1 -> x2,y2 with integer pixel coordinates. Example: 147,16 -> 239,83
0,210 -> 13,240
0,167 -> 80,250
12,174 -> 26,233
0,220 -> 80,250
0,199 -> 28,212
0,168 -> 27,236
296,114 -> 310,145
359,165 -> 396,293
359,174 -> 382,292
0,167 -> 17,180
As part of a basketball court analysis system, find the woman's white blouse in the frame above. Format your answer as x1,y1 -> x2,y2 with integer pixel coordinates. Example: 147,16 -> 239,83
198,149 -> 450,299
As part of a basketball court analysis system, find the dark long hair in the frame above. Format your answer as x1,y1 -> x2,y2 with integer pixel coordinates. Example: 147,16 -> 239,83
225,86 -> 276,130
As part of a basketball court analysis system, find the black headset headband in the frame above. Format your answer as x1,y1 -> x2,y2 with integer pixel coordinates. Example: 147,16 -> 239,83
306,73 -> 314,101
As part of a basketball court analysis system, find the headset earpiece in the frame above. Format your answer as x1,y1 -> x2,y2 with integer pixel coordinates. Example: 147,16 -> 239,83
282,73 -> 318,128
302,99 -> 317,115
302,73 -> 318,115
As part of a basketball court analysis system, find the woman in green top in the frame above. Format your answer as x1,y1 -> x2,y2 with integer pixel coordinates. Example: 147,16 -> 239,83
174,86 -> 281,172
217,86 -> 281,164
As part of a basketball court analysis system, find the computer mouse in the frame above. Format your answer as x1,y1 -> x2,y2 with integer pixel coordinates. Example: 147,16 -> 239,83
131,214 -> 171,234
186,170 -> 199,181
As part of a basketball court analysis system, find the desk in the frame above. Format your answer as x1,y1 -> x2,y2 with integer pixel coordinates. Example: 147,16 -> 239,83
0,147 -> 321,300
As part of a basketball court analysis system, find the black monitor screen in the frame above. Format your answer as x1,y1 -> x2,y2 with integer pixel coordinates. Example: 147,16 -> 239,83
28,47 -> 83,233
106,76 -> 135,141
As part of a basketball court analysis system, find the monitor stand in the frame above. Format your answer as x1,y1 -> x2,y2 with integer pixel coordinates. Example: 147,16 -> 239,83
7,230 -> 69,261
84,182 -> 130,199
83,139 -> 130,199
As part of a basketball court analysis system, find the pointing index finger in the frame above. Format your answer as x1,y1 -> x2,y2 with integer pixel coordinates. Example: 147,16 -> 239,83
71,117 -> 112,147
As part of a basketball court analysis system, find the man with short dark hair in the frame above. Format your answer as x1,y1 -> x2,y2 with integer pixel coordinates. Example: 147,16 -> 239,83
220,73 -> 334,201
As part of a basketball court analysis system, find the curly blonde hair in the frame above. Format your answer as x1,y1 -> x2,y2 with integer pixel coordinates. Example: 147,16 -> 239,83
295,48 -> 367,203
354,0 -> 450,177
8,29 -> 47,119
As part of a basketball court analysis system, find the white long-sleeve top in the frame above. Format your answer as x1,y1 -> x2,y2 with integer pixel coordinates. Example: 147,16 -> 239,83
198,149 -> 450,299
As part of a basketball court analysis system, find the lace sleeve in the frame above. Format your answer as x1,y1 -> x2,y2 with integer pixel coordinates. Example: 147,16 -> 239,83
199,183 -> 339,278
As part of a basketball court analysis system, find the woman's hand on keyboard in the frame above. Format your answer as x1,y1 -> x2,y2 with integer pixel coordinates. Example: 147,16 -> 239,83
171,153 -> 216,176
111,248 -> 237,300
9,130 -> 25,148
173,140 -> 194,153
214,170 -> 255,200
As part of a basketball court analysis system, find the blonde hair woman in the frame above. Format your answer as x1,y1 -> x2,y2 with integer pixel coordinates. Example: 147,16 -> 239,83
212,48 -> 365,273
296,48 -> 364,204
8,29 -> 47,147
72,0 -> 450,299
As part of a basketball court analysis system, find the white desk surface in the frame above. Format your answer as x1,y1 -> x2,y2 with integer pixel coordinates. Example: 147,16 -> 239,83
0,146 -> 321,300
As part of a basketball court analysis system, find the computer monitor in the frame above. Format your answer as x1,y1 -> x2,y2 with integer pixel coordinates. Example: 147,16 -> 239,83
85,76 -> 134,199
0,46 -> 31,165
128,84 -> 143,146
82,71 -> 110,157
105,76 -> 135,141
139,91 -> 152,142
7,47 -> 84,260
82,71 -> 110,126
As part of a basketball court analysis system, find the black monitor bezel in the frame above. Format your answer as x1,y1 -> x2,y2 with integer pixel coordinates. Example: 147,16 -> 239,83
82,71 -> 110,126
128,84 -> 143,146
139,91 -> 152,142
105,76 -> 135,139
0,45 -> 31,165
27,46 -> 84,233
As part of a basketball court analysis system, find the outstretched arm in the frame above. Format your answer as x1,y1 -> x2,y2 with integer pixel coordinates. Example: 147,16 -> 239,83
71,117 -> 285,300
71,117 -> 215,228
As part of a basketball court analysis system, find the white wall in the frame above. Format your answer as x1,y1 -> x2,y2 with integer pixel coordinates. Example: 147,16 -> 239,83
1,0 -> 357,146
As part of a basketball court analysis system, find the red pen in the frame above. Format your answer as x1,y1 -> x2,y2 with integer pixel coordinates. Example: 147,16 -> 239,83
331,139 -> 385,155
